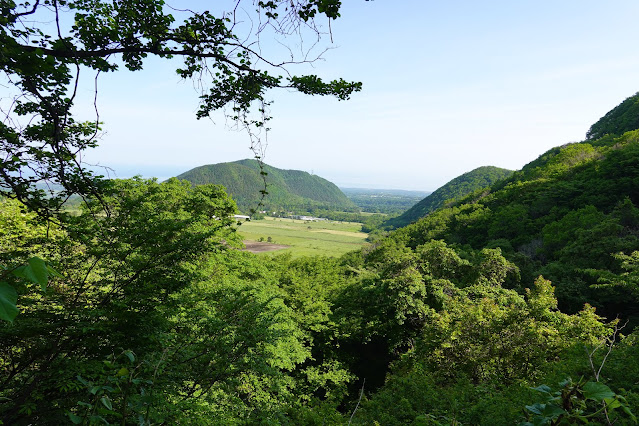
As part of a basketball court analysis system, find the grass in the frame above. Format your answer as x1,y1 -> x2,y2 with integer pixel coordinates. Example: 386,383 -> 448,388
236,216 -> 369,258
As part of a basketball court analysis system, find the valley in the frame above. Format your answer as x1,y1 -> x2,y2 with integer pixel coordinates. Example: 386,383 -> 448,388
2,1 -> 639,422
237,216 -> 369,258
5,92 -> 639,425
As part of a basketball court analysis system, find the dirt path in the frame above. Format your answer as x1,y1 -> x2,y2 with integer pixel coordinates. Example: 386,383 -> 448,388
242,241 -> 290,253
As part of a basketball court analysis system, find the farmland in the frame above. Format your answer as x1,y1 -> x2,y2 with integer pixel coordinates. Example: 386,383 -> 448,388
236,216 -> 369,257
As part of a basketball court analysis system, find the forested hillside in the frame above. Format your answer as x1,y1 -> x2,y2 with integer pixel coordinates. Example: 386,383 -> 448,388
587,92 -> 639,140
4,94 -> 639,424
177,159 -> 357,213
392,131 -> 639,322
10,0 -> 639,424
385,166 -> 513,228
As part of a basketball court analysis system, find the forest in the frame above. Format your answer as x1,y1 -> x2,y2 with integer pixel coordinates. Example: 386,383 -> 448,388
4,128 -> 639,423
385,166 -> 514,229
2,1 -> 639,424
4,102 -> 639,426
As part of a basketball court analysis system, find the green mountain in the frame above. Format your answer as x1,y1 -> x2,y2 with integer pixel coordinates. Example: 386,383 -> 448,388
176,159 -> 356,213
388,129 -> 639,321
587,91 -> 639,140
385,166 -> 513,229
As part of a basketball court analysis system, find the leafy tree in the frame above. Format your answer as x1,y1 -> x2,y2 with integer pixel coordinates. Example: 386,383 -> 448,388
273,255 -> 356,404
417,277 -> 609,385
0,178 -> 241,423
350,279 -> 615,425
523,378 -> 636,425
586,250 -> 639,302
0,4 -> 364,418
155,261 -> 310,422
0,0 -> 361,217
0,198 -> 65,322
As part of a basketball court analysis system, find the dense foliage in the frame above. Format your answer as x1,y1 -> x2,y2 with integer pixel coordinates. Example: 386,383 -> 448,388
177,159 -> 357,214
5,181 -> 638,424
385,166 -> 513,229
2,1 -> 639,421
1,179 -> 243,422
587,92 -> 639,140
390,132 -> 639,325
3,130 -> 639,423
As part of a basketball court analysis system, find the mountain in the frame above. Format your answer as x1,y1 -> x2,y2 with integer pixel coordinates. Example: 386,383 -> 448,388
587,91 -> 639,140
387,128 -> 639,323
385,166 -> 514,229
176,159 -> 356,213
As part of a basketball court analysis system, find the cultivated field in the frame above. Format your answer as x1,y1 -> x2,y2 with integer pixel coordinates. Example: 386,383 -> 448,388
237,216 -> 369,257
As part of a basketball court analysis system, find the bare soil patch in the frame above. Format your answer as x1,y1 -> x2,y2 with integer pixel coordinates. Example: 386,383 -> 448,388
242,241 -> 290,253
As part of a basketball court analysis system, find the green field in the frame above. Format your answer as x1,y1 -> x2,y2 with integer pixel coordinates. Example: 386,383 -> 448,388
237,216 -> 369,257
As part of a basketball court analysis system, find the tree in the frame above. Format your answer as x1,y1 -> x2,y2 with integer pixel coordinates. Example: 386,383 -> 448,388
0,178 -> 242,423
0,0 -> 361,217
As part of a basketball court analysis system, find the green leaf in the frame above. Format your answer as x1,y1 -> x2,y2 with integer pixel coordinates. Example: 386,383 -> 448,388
100,396 -> 112,410
604,398 -> 622,409
541,404 -> 566,418
583,382 -> 615,402
558,378 -> 572,388
76,375 -> 90,387
27,257 -> 49,290
622,404 -> 637,421
11,265 -> 26,276
123,350 -> 135,363
525,403 -> 545,415
532,384 -> 553,394
89,414 -> 108,424
68,412 -> 83,424
47,265 -> 63,278
13,257 -> 49,290
0,282 -> 19,322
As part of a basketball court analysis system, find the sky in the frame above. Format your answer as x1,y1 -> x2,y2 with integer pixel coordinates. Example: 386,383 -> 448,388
77,1 -> 639,191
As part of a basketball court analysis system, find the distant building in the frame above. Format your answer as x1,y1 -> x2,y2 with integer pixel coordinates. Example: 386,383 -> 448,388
234,215 -> 250,221
290,215 -> 327,222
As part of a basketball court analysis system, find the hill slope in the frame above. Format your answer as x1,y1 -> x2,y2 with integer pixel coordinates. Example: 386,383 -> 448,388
176,159 -> 356,213
587,91 -> 639,140
388,129 -> 639,322
385,166 -> 513,228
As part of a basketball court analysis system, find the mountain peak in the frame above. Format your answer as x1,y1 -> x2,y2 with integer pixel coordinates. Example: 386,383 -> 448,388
176,160 -> 356,213
587,91 -> 639,140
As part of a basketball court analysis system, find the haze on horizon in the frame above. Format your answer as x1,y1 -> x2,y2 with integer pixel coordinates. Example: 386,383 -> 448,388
80,1 -> 639,192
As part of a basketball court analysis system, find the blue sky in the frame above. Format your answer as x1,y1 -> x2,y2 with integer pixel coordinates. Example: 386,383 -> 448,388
80,1 -> 639,190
